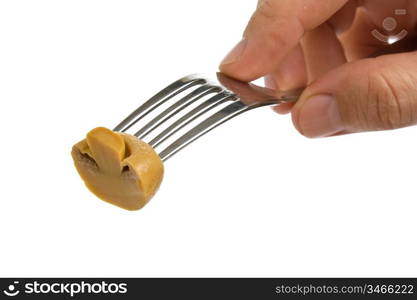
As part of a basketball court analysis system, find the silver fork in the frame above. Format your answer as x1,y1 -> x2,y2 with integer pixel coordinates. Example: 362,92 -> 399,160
113,73 -> 303,161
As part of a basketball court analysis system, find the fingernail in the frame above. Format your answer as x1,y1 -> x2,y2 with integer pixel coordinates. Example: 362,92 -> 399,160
298,95 -> 344,138
220,38 -> 248,66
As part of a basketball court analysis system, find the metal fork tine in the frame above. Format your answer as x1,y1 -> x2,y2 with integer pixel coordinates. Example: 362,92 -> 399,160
158,100 -> 276,161
149,92 -> 237,148
114,75 -> 206,132
113,73 -> 303,161
135,84 -> 222,139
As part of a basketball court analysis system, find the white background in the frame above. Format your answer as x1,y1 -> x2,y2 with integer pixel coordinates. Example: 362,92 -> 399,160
0,0 -> 416,277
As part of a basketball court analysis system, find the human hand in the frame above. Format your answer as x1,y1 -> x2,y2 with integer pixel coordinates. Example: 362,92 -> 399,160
219,0 -> 417,137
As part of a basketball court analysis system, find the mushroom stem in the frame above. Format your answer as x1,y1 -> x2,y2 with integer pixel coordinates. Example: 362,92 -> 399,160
86,127 -> 126,175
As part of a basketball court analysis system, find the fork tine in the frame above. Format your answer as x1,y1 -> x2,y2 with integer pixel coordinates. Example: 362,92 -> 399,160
135,84 -> 222,139
149,92 -> 237,148
158,100 -> 276,161
113,74 -> 206,132
114,73 -> 304,161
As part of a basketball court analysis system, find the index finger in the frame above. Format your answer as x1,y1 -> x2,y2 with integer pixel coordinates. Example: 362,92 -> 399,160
219,0 -> 349,82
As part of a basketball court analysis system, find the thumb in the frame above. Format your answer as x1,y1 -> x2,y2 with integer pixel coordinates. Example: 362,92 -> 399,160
292,51 -> 417,138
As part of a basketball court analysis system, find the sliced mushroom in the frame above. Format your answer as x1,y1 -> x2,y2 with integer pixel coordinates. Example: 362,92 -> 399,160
71,127 -> 164,210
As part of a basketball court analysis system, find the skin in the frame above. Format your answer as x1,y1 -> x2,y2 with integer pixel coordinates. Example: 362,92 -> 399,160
220,0 -> 417,137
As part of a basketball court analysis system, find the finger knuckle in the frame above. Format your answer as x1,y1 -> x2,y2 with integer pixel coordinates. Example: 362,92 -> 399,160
343,66 -> 413,131
367,70 -> 413,130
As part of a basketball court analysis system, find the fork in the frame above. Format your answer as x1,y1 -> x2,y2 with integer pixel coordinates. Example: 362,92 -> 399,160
113,73 -> 303,161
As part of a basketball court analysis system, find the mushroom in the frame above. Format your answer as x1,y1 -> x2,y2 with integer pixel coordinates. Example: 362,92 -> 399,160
71,127 -> 164,210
